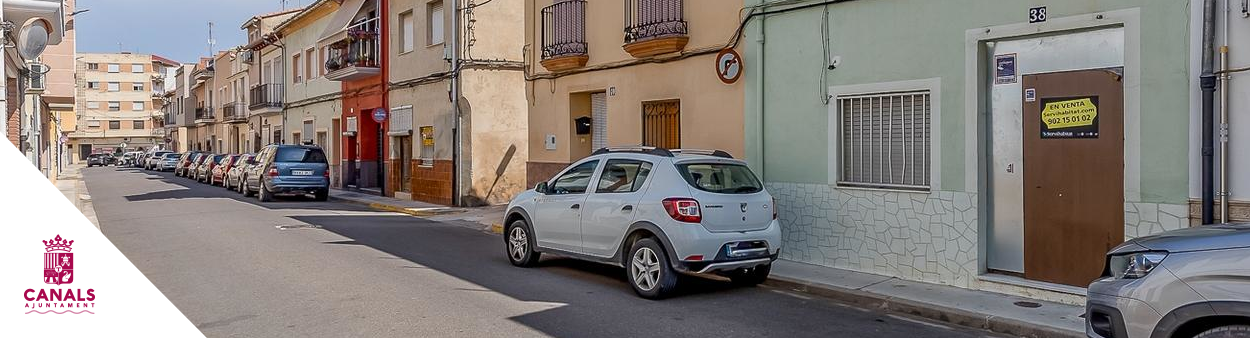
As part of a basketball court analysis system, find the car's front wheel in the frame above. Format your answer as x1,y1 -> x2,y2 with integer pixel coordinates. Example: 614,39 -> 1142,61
628,238 -> 678,299
505,220 -> 540,267
1195,325 -> 1250,338
728,264 -> 771,287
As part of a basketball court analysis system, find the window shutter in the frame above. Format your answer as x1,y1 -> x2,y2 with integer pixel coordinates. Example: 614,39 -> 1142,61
838,91 -> 930,190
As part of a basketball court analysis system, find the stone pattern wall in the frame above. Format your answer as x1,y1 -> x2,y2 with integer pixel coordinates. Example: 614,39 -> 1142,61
768,183 -> 980,288
1125,202 -> 1189,239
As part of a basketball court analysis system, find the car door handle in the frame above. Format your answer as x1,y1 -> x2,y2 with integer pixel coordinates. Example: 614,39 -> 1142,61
570,204 -> 580,209
621,205 -> 633,212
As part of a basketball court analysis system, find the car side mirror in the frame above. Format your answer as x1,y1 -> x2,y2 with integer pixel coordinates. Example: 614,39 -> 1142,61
535,182 -> 549,194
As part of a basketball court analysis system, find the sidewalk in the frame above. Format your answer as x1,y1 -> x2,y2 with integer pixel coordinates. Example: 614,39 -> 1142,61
56,163 -> 100,229
766,260 -> 1085,338
328,189 -> 505,233
329,189 -> 1085,338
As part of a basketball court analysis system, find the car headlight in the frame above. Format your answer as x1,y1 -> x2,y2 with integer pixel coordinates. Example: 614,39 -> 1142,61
1108,251 -> 1167,279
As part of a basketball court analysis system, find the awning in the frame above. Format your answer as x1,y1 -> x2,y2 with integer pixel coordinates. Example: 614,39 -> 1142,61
317,0 -> 366,44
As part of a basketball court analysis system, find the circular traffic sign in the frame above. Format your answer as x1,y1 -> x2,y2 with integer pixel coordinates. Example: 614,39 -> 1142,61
372,108 -> 388,123
715,49 -> 743,84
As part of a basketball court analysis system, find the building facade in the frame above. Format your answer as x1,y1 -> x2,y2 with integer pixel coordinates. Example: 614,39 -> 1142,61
523,0 -> 745,187
319,0 -> 388,195
389,0 -> 527,205
272,1 -> 344,187
2,0 -> 70,180
69,53 -> 172,162
745,0 -> 1194,304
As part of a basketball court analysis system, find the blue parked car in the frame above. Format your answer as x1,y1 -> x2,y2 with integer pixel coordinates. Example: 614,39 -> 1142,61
242,144 -> 330,202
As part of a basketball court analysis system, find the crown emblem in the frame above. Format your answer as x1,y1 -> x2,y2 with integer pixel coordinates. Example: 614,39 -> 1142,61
43,235 -> 73,253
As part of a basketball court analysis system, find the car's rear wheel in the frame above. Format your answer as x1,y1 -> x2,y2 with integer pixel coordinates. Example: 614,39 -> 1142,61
505,220 -> 540,267
242,180 -> 255,197
314,189 -> 329,201
628,238 -> 678,299
258,184 -> 273,202
1195,325 -> 1250,338
728,264 -> 772,287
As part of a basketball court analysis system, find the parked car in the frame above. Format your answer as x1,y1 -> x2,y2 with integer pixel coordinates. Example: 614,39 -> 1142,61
145,151 -> 172,170
86,153 -> 113,167
157,153 -> 181,172
188,153 -> 211,179
120,152 -> 138,167
226,154 -> 254,192
196,154 -> 224,183
174,152 -> 201,177
242,145 -> 330,202
210,154 -> 241,186
501,147 -> 780,299
1086,224 -> 1250,338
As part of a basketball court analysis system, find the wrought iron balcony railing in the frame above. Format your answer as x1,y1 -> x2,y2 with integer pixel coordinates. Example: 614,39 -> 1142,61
195,107 -> 214,121
222,102 -> 246,122
623,0 -> 687,44
326,18 -> 381,73
249,83 -> 284,110
541,0 -> 587,60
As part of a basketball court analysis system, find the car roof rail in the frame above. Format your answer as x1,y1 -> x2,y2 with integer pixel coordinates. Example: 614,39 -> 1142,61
670,149 -> 734,159
591,146 -> 674,157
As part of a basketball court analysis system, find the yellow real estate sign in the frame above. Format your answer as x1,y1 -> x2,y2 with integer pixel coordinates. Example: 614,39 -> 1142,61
1042,98 -> 1097,129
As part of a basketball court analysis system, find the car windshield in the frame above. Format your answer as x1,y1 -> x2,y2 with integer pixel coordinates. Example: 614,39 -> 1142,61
676,163 -> 764,194
274,148 -> 327,163
164,154 -> 180,159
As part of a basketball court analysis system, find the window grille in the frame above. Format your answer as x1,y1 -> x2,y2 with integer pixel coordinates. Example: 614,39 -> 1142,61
837,90 -> 930,191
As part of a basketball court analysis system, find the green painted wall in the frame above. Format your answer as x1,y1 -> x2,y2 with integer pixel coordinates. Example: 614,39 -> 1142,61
743,0 -> 1191,204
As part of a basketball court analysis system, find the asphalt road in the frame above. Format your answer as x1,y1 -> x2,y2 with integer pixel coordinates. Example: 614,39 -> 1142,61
85,166 -> 1006,338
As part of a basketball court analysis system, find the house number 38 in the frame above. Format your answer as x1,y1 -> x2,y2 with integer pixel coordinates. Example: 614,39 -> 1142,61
1029,7 -> 1047,23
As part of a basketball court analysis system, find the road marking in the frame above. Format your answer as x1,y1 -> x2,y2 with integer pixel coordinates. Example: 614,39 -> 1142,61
769,289 -> 813,300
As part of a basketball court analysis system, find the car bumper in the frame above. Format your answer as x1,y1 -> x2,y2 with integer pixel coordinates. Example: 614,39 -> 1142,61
662,219 -> 783,273
265,178 -> 329,194
160,163 -> 177,170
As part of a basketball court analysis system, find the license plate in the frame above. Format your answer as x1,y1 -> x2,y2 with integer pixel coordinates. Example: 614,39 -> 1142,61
292,170 -> 313,176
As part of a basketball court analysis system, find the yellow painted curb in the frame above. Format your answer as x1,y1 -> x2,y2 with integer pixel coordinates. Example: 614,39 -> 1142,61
490,223 -> 503,234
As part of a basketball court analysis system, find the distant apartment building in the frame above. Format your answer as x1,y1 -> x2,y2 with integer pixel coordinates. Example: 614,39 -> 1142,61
68,53 -> 177,162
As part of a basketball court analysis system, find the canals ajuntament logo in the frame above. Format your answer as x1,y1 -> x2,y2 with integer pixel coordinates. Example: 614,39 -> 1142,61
23,235 -> 96,314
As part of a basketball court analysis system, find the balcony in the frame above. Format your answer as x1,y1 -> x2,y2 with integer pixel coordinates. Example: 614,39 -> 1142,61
540,0 -> 588,72
222,102 -> 246,123
194,107 -> 215,124
325,18 -> 381,81
622,0 -> 688,58
249,83 -> 284,114
164,112 -> 175,127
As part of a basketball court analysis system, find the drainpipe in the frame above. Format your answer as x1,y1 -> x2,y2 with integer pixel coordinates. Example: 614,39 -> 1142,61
1219,0 -> 1231,223
1200,0 -> 1217,225
451,0 -> 462,206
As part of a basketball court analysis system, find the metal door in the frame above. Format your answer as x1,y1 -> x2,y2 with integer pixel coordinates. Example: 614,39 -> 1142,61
1022,69 -> 1124,287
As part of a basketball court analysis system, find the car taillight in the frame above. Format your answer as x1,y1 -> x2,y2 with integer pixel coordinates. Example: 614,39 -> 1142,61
662,198 -> 701,223
267,167 -> 279,177
323,170 -> 330,178
772,197 -> 778,220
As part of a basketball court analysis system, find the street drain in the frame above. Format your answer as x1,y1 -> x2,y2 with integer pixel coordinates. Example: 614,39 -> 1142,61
275,224 -> 322,230
1014,301 -> 1042,308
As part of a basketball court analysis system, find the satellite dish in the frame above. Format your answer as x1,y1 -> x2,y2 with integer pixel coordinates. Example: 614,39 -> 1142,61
17,19 -> 51,60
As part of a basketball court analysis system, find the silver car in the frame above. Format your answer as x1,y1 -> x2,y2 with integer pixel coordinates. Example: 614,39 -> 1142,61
1087,224 -> 1250,338
503,147 -> 780,299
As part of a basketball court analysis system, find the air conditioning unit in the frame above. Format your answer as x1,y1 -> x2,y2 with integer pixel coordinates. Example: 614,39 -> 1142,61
26,62 -> 45,92
241,50 -> 255,64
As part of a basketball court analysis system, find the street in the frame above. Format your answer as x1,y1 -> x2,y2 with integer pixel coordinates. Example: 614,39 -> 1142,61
85,166 -> 1003,338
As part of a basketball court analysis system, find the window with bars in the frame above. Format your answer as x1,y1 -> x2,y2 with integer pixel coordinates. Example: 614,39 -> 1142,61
642,100 -> 680,150
837,90 -> 931,191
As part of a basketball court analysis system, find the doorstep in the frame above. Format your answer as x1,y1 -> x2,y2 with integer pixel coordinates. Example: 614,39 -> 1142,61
765,260 -> 1086,338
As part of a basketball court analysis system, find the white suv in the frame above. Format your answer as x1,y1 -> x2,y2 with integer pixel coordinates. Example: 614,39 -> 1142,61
502,147 -> 781,299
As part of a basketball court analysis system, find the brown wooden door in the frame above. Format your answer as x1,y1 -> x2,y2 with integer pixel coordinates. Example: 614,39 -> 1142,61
642,100 -> 681,149
1022,69 -> 1124,287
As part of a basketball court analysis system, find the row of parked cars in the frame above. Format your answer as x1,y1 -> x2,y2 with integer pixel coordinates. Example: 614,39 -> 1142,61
136,144 -> 332,202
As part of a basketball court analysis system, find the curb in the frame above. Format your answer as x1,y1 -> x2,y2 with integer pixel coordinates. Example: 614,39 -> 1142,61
763,276 -> 1084,338
329,195 -> 504,234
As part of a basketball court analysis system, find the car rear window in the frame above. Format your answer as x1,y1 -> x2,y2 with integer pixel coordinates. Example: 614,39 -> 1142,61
676,163 -> 763,194
274,148 -> 327,163
164,154 -> 180,159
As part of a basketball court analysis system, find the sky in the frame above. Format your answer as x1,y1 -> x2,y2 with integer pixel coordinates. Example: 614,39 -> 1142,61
76,0 -> 311,63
